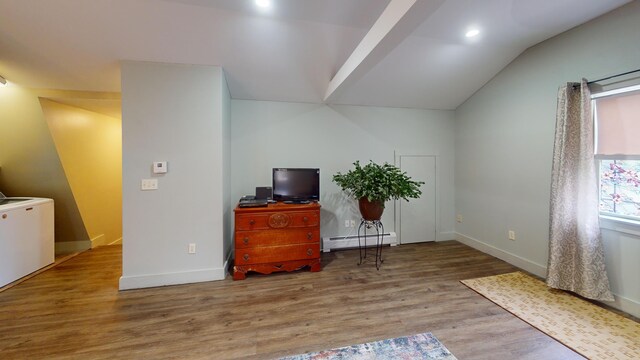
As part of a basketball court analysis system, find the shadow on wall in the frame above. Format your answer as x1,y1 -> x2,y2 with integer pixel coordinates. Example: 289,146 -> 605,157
40,97 -> 123,253
0,85 -> 122,255
320,191 -> 361,237
0,86 -> 90,253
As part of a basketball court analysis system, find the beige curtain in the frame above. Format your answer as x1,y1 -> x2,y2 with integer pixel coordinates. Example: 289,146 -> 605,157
547,80 -> 614,302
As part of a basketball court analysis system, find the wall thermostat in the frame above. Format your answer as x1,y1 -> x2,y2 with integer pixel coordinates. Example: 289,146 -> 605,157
153,161 -> 168,174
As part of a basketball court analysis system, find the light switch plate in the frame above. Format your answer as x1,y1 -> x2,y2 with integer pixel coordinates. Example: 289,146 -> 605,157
141,178 -> 158,190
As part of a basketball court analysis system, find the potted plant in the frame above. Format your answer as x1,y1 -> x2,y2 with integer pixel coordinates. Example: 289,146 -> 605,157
332,160 -> 425,220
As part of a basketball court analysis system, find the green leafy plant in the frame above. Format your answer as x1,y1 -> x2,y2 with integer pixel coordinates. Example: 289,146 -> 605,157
332,160 -> 424,206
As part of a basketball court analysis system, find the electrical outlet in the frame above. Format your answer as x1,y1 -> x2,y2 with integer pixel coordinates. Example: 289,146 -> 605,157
141,178 -> 158,190
456,214 -> 463,223
350,220 -> 356,227
508,230 -> 516,241
344,220 -> 350,228
188,243 -> 196,254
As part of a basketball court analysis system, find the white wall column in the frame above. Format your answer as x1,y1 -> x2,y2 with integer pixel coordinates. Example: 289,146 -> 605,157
120,61 -> 230,290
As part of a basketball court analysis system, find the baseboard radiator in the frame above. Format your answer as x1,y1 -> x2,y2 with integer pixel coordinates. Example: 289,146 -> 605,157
322,232 -> 397,253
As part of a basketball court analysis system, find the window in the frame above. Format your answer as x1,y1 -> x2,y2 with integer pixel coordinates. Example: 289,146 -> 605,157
599,159 -> 640,220
593,85 -> 640,223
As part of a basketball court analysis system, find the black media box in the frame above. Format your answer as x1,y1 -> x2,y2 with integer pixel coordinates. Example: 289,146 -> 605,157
255,186 -> 272,200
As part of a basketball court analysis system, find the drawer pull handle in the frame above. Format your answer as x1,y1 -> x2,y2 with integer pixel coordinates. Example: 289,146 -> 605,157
274,264 -> 283,269
26,207 -> 33,211
243,237 -> 249,245
243,254 -> 250,261
307,248 -> 313,256
303,216 -> 309,222
307,232 -> 313,240
249,220 -> 255,225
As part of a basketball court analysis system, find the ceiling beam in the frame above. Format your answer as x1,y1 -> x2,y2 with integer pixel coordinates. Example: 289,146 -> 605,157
323,0 -> 445,103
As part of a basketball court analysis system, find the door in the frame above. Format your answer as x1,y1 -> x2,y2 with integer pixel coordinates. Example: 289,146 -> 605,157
397,155 -> 436,244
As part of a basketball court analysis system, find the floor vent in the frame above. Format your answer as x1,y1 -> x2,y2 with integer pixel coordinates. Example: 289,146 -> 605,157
322,232 -> 397,252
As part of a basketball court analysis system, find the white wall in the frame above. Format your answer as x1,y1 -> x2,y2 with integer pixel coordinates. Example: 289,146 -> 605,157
120,61 -> 229,290
231,100 -> 455,240
221,70 -> 232,263
454,2 -> 640,317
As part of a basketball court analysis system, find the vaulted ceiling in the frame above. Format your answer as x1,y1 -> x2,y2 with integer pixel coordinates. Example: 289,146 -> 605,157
0,0 -> 631,111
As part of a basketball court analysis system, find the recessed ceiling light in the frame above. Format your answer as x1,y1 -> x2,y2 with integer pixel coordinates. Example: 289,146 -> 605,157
255,0 -> 271,8
465,29 -> 480,38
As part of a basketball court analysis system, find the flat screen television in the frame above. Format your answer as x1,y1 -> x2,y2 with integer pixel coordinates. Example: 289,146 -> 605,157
272,168 -> 320,203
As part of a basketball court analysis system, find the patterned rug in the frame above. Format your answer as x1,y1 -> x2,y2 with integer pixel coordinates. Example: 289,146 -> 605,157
279,332 -> 457,360
461,271 -> 640,360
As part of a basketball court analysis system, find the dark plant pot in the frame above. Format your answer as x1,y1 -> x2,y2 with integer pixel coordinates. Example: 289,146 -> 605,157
358,197 -> 385,221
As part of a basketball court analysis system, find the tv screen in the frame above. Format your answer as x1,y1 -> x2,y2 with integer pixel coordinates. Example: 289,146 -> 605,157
272,168 -> 320,202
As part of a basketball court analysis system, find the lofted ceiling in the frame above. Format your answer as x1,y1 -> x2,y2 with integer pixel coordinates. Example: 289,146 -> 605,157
0,0 -> 631,113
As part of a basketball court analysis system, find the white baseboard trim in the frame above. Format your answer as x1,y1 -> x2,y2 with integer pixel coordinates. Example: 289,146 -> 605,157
455,232 -> 547,278
55,240 -> 91,255
119,267 -> 226,290
610,293 -> 640,318
90,234 -> 106,248
455,232 -> 640,318
437,231 -> 456,242
109,237 -> 122,245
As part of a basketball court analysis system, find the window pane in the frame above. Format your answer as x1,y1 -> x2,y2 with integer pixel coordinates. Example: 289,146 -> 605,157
599,159 -> 640,220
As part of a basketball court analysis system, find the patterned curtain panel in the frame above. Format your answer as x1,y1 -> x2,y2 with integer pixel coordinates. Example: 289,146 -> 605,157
547,80 -> 614,302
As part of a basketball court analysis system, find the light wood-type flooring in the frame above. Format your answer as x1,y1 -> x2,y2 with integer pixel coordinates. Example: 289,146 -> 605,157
0,241 -> 585,359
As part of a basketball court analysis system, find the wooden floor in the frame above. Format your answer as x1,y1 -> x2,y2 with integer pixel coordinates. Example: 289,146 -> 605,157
0,241 -> 584,360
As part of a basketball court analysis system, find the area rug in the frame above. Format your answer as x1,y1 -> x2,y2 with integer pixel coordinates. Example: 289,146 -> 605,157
279,332 -> 457,360
461,271 -> 640,360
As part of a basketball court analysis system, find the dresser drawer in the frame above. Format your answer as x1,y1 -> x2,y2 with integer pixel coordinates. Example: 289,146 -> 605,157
236,211 -> 319,231
235,243 -> 320,265
289,212 -> 319,227
235,229 -> 319,249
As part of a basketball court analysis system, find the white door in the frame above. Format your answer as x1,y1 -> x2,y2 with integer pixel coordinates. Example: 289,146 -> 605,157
397,155 -> 436,244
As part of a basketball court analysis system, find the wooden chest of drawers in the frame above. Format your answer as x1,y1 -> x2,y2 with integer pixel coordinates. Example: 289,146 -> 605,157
233,202 -> 321,280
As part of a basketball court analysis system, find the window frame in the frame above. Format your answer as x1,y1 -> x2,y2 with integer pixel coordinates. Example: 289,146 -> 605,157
591,85 -> 640,232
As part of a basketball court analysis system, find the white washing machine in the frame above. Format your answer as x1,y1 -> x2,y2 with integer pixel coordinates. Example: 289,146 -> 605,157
0,193 -> 54,287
